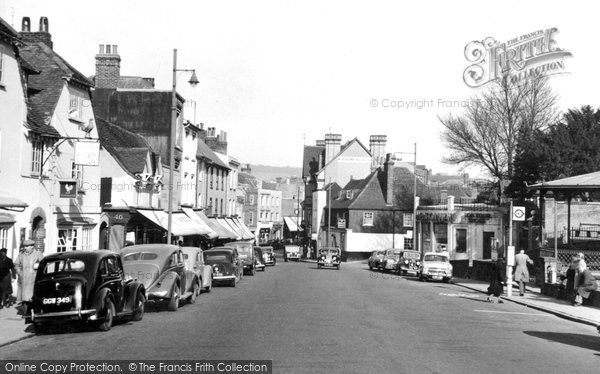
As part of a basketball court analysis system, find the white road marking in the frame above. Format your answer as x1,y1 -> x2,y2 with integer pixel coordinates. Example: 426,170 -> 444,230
474,309 -> 550,316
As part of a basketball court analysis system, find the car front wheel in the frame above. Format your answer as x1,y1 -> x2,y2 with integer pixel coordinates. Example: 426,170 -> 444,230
98,299 -> 115,331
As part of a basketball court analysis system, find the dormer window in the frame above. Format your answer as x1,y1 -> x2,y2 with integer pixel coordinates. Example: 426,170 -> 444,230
346,190 -> 353,199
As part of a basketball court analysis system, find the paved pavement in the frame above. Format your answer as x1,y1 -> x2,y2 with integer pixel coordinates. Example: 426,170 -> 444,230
1,258 -> 599,350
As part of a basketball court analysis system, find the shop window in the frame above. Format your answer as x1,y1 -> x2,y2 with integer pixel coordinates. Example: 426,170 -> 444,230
81,228 -> 93,251
404,237 -> 413,249
57,228 -> 78,252
433,223 -> 448,246
0,225 -> 9,248
363,211 -> 374,226
456,228 -> 467,253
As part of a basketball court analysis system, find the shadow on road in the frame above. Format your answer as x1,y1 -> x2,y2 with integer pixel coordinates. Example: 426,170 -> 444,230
523,331 -> 600,352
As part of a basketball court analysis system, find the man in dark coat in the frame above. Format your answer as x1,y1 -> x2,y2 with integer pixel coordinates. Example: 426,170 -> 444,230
0,248 -> 16,308
487,258 -> 505,303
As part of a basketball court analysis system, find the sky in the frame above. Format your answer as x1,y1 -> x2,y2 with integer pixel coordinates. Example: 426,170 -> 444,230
1,0 -> 597,177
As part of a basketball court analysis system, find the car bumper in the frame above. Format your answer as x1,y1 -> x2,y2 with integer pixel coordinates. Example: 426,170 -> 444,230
318,261 -> 340,267
26,309 -> 97,324
212,275 -> 236,281
422,272 -> 451,280
400,267 -> 419,275
265,260 -> 275,265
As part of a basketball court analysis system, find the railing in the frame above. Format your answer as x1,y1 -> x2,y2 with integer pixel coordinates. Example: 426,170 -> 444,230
417,202 -> 500,212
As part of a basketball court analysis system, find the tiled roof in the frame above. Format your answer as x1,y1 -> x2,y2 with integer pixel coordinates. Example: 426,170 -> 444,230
0,17 -> 19,40
96,117 -> 152,176
18,42 -> 92,136
197,139 -> 229,169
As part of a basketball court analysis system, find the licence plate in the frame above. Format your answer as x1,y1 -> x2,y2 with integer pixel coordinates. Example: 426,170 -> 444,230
215,272 -> 222,277
43,296 -> 71,305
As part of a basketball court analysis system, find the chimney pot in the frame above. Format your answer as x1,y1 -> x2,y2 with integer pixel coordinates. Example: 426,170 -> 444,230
22,17 -> 31,32
112,45 -> 118,54
99,44 -> 105,54
39,17 -> 49,32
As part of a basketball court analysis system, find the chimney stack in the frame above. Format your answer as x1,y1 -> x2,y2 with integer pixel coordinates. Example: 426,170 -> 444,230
384,153 -> 395,205
19,17 -> 53,49
324,133 -> 342,164
315,139 -> 325,147
369,135 -> 387,170
95,44 -> 121,89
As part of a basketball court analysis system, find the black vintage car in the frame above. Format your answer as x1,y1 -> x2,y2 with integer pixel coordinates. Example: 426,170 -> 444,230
25,250 -> 145,332
204,247 -> 243,287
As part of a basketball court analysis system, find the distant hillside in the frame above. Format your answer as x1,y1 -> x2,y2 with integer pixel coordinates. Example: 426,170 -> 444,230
249,164 -> 301,182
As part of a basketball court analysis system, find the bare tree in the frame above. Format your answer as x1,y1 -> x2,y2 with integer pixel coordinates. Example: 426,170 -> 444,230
439,73 -> 558,196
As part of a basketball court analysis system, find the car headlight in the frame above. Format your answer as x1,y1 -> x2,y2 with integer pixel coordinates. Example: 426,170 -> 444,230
404,260 -> 409,264
389,259 -> 395,263
416,261 -> 420,266
332,256 -> 338,261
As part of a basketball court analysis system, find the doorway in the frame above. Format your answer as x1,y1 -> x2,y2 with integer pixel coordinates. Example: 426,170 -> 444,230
483,232 -> 495,259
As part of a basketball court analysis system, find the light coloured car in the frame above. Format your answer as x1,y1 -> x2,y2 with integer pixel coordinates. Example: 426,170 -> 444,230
367,250 -> 386,270
262,246 -> 276,266
317,247 -> 341,270
181,247 -> 213,293
418,251 -> 452,282
121,244 -> 200,311
285,245 -> 301,262
381,249 -> 402,272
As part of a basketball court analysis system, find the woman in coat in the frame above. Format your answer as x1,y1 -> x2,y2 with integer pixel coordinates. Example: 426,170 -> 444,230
574,260 -> 598,306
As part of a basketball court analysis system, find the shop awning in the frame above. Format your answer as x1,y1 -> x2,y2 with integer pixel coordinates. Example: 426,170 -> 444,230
216,218 -> 242,240
284,217 -> 301,232
0,194 -> 28,212
194,211 -> 237,240
0,212 -> 16,224
225,218 -> 248,239
182,208 -> 218,239
231,217 -> 254,240
137,209 -> 211,237
227,218 -> 253,240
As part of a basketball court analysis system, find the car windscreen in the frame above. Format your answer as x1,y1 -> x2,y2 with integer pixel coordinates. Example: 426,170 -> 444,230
424,255 -> 448,262
42,259 -> 85,274
122,252 -> 158,261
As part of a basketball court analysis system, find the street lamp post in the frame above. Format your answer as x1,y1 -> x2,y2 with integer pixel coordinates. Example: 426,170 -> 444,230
167,48 -> 199,244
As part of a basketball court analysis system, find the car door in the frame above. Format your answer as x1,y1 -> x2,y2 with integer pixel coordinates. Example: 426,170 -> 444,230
98,256 -> 124,311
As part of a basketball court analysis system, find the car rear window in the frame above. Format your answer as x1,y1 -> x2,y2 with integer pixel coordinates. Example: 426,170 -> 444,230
43,259 -> 85,274
122,252 -> 158,261
205,254 -> 228,262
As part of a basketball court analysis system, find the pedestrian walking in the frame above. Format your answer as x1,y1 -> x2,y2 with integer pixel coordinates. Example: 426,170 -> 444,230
14,240 -> 43,308
486,258 -> 505,303
573,260 -> 597,306
514,249 -> 533,296
0,248 -> 16,308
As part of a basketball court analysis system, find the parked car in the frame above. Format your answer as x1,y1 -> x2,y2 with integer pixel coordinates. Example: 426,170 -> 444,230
181,247 -> 213,293
224,241 -> 256,275
418,251 -> 453,282
25,250 -> 145,332
253,247 -> 266,272
368,250 -> 386,270
121,244 -> 200,311
262,246 -> 276,266
204,247 -> 243,287
285,245 -> 301,262
397,250 -> 421,276
317,247 -> 341,270
381,249 -> 402,272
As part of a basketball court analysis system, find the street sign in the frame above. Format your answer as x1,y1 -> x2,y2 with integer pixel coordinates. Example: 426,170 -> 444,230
74,140 -> 100,166
59,181 -> 77,198
512,206 -> 525,221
